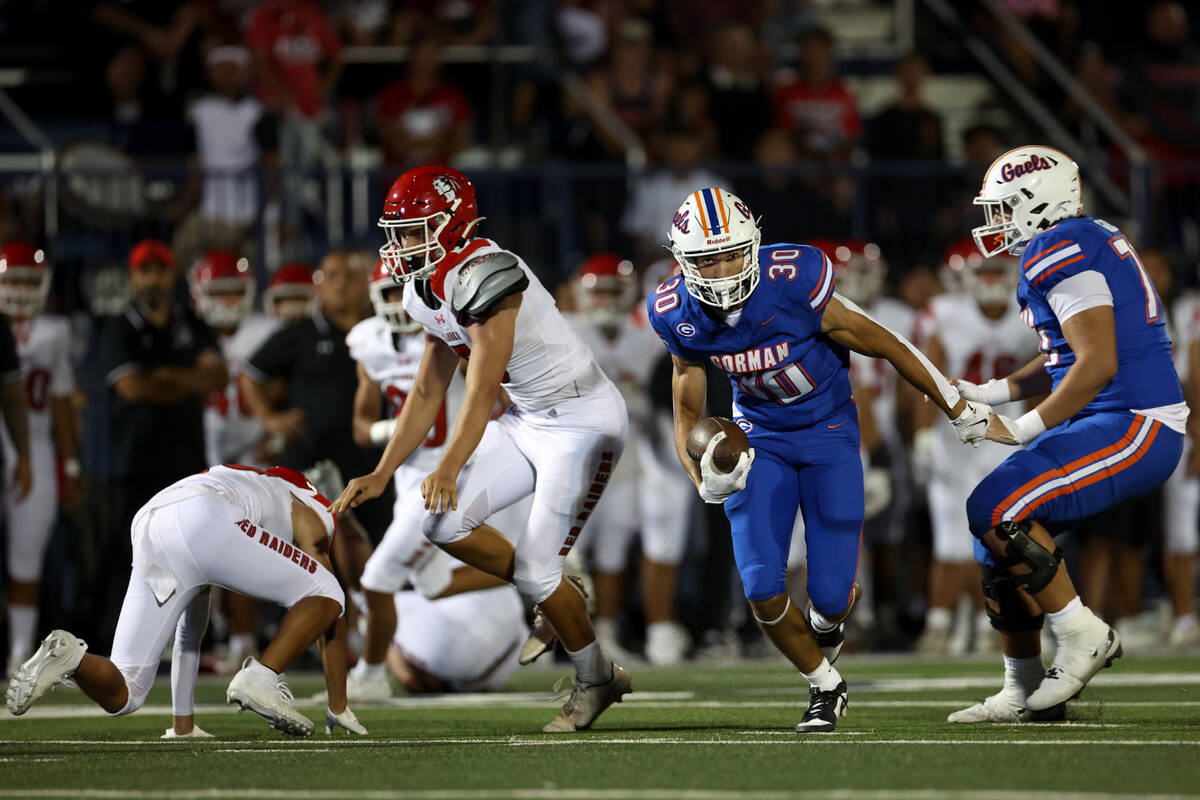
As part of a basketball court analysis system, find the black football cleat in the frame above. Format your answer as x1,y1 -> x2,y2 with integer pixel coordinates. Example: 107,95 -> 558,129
795,680 -> 848,733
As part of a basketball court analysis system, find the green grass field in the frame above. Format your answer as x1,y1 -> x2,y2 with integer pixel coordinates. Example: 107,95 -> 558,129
2,652 -> 1199,799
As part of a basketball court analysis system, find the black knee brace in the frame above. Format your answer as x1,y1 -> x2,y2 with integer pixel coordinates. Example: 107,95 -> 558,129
993,520 -> 1063,594
980,562 -> 1044,633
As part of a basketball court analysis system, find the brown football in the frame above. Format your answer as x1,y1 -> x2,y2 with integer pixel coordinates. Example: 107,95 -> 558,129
686,417 -> 750,473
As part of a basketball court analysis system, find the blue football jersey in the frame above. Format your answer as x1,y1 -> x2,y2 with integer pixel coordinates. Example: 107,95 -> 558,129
647,243 -> 853,430
1017,216 -> 1183,414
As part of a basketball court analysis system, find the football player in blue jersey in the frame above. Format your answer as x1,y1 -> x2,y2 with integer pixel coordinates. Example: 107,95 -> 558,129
948,146 -> 1188,723
649,188 -> 993,732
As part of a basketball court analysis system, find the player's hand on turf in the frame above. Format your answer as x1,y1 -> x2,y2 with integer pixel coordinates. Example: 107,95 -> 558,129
984,414 -> 1021,446
332,471 -> 389,513
951,377 -> 1012,405
950,400 -> 992,447
11,453 -> 31,500
421,466 -> 460,513
698,433 -> 754,504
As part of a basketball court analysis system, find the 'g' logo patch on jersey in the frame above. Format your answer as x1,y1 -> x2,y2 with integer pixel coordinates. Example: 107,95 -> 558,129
676,322 -> 696,338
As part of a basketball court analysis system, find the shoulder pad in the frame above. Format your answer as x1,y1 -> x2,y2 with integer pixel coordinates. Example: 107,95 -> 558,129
450,251 -> 530,320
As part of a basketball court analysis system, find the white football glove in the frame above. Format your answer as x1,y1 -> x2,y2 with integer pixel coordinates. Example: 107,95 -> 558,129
952,377 -> 1013,405
325,706 -> 368,735
697,432 -> 755,504
951,400 -> 992,447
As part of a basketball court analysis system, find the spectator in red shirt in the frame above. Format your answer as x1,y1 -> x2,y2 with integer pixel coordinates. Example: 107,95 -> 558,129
246,0 -> 343,241
773,26 -> 861,160
375,36 -> 473,167
246,0 -> 342,120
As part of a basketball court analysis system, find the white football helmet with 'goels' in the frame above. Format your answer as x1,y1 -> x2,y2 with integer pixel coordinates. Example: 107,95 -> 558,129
973,145 -> 1082,257
668,188 -> 761,310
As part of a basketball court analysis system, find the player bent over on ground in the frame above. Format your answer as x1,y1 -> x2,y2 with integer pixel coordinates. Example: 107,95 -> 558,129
6,465 -> 364,738
334,166 -> 630,733
948,147 -> 1187,722
649,188 -> 991,732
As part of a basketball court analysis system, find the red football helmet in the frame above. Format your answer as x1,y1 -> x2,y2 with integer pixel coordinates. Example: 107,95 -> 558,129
369,258 -> 421,334
811,239 -> 886,308
942,237 -> 1016,307
378,165 -> 482,282
0,241 -> 51,319
264,262 -> 317,322
574,253 -> 637,326
190,250 -> 254,329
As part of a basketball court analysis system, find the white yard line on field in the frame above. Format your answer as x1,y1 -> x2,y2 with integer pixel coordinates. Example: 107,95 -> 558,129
0,736 -> 1197,747
0,789 -> 1197,800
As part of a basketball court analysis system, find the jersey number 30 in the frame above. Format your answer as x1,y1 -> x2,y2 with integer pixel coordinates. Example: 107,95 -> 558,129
734,362 -> 815,405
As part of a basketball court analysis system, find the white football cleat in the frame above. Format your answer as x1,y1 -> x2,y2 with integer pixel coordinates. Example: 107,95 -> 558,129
325,707 -> 368,735
542,663 -> 632,733
1026,612 -> 1121,711
6,630 -> 87,716
226,657 -> 314,737
162,725 -> 214,739
947,688 -> 1028,723
346,670 -> 392,703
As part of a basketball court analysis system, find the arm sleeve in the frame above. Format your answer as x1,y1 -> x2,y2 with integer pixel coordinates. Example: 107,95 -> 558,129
0,317 -> 18,383
1046,270 -> 1113,323
50,321 -> 76,395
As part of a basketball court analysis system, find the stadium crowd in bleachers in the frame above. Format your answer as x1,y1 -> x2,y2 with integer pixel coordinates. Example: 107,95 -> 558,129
0,0 -> 1198,679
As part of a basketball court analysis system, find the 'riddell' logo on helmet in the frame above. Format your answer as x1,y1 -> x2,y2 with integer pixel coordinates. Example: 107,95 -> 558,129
433,175 -> 460,201
706,236 -> 731,245
999,155 -> 1054,182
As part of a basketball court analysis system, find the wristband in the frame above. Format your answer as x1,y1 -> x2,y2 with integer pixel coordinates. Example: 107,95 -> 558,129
63,458 -> 82,478
369,419 -> 397,446
1009,409 -> 1047,444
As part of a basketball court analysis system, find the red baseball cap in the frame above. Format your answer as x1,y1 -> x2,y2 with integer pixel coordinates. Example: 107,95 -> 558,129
129,239 -> 176,271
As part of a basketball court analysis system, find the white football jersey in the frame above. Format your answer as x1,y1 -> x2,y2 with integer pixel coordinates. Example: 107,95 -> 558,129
146,464 -> 335,542
4,315 -> 75,444
204,313 -> 279,467
402,239 -> 600,414
345,315 -> 465,473
847,297 -> 915,445
916,293 -> 1037,476
1170,293 -> 1200,383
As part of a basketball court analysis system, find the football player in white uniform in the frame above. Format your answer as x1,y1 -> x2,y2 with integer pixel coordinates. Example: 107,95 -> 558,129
189,250 -> 283,668
7,464 -> 364,738
343,258 -> 530,699
568,253 -> 693,665
911,240 -> 1037,655
335,165 -> 631,733
1145,251 -> 1200,647
263,262 -> 318,324
0,242 -> 80,678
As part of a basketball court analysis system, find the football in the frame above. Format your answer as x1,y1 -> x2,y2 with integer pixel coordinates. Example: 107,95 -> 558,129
686,416 -> 750,473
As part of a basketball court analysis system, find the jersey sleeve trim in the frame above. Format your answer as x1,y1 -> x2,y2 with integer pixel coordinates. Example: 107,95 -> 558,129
105,362 -> 140,386
1024,240 -> 1082,285
809,254 -> 834,311
1046,270 -> 1113,322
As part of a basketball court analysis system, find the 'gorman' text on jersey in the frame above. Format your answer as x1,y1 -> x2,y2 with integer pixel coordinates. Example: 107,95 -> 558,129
648,244 -> 852,429
1017,216 -> 1183,416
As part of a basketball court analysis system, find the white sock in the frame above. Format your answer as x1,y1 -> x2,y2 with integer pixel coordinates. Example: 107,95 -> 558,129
567,640 -> 613,685
925,607 -> 952,632
1003,655 -> 1044,696
808,606 -> 836,633
593,617 -> 619,642
7,604 -> 36,662
802,658 -> 842,692
229,634 -> 256,658
356,660 -> 386,680
1046,596 -> 1085,635
1173,612 -> 1198,632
